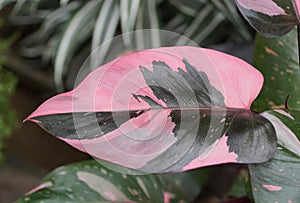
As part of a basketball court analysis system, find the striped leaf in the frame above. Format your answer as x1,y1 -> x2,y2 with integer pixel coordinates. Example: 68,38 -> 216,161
252,28 -> 300,111
54,0 -> 103,91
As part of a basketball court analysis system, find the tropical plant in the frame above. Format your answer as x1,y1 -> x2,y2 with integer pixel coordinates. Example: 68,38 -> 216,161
1,0 -> 252,91
15,0 -> 300,202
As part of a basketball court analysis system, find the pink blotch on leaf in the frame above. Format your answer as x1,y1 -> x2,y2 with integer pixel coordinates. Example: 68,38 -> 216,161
163,192 -> 175,203
262,184 -> 282,191
26,181 -> 53,195
295,0 -> 300,17
103,190 -> 117,201
182,136 -> 238,171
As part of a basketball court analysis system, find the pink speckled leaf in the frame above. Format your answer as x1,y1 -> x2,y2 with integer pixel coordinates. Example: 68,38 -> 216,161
16,160 -> 195,203
25,46 -> 276,173
236,0 -> 299,37
249,110 -> 300,202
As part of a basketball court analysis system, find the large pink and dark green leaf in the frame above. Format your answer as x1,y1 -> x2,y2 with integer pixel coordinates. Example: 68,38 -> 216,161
16,160 -> 198,203
25,46 -> 276,173
249,110 -> 300,202
235,0 -> 300,37
252,28 -> 300,112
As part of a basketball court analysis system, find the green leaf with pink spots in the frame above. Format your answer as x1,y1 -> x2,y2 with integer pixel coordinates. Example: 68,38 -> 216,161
252,28 -> 300,112
15,160 -> 200,203
249,109 -> 300,202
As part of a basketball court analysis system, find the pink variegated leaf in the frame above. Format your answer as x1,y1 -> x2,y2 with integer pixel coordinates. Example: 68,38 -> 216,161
25,46 -> 276,173
236,0 -> 300,37
16,160 -> 197,203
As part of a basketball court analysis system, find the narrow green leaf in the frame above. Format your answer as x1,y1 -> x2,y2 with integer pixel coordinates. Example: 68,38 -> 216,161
167,0 -> 201,16
211,0 -> 252,41
163,14 -> 187,36
176,4 -> 214,45
60,0 -> 70,6
0,0 -> 16,9
169,0 -> 252,44
39,2 -> 82,42
16,160 -> 194,203
120,0 -> 141,48
91,0 -> 120,68
252,28 -> 300,111
135,0 -> 161,50
54,0 -> 103,91
249,109 -> 300,202
20,1 -> 81,59
193,12 -> 224,43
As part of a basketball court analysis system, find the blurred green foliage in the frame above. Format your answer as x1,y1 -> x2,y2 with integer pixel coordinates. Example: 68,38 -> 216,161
1,0 -> 253,91
0,19 -> 18,163
0,68 -> 17,163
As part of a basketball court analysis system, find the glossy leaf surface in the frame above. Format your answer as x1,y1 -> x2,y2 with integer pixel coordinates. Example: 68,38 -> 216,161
16,160 -> 194,203
236,0 -> 300,37
249,110 -> 300,202
252,28 -> 300,112
25,46 -> 277,173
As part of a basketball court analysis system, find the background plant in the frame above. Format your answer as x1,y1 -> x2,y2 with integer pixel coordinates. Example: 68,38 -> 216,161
1,0 -> 252,91
0,19 -> 17,164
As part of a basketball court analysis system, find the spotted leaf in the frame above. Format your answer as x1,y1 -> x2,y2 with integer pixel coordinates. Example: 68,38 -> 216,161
16,160 -> 196,203
25,46 -> 276,173
252,28 -> 300,112
249,110 -> 300,202
236,0 -> 300,37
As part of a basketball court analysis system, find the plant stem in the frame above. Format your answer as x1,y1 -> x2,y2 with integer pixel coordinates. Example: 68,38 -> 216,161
297,25 -> 300,69
285,95 -> 290,110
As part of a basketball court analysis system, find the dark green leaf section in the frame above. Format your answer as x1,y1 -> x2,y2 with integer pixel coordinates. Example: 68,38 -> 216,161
139,109 -> 277,173
236,0 -> 298,38
249,109 -> 300,202
140,109 -> 234,173
249,148 -> 300,202
34,110 -> 146,139
16,160 -> 193,203
136,60 -> 276,171
134,59 -> 227,172
269,110 -> 300,140
32,108 -> 277,173
252,28 -> 300,112
137,59 -> 225,108
159,170 -> 204,202
228,169 -> 248,198
226,111 -> 276,163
